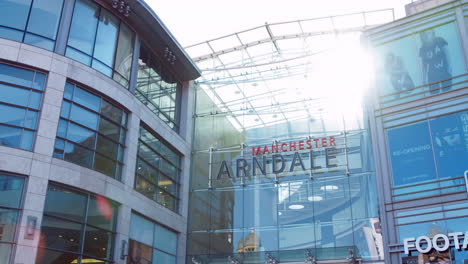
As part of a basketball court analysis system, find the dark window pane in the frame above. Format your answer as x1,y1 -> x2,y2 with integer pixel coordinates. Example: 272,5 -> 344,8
94,153 -> 116,177
67,122 -> 96,149
70,104 -> 99,130
40,216 -> 83,252
93,9 -> 118,67
157,191 -> 176,211
136,159 -> 157,183
74,87 -> 100,112
0,0 -> 31,30
83,225 -> 114,260
44,185 -> 87,221
0,209 -> 19,242
0,63 -> 34,87
26,0 -> 64,39
0,83 -> 29,107
87,196 -> 117,230
64,141 -> 94,168
98,118 -> 119,142
100,100 -> 123,125
96,135 -> 117,159
35,248 -> 80,264
158,174 -> 176,196
135,175 -> 156,201
0,125 -> 22,149
128,240 -> 152,264
67,0 -> 99,55
0,174 -> 24,208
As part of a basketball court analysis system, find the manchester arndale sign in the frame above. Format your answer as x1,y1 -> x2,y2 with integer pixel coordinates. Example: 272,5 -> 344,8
215,136 -> 343,180
404,232 -> 468,254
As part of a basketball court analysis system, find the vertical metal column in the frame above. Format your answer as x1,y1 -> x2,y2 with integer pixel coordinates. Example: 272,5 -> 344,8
208,147 -> 214,189
240,143 -> 246,187
342,116 -> 350,176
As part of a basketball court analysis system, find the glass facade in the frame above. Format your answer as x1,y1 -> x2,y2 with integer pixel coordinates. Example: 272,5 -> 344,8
386,110 -> 468,200
53,81 -> 128,180
66,0 -> 134,88
135,125 -> 181,212
128,213 -> 178,264
0,0 -> 64,50
0,173 -> 25,263
36,184 -> 118,264
375,20 -> 467,107
135,44 -> 180,131
188,84 -> 383,263
0,63 -> 46,151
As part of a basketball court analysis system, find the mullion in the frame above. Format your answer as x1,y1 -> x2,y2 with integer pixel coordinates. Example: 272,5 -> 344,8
0,122 -> 37,132
57,137 -> 122,164
61,115 -> 125,147
0,80 -> 44,92
20,0 -> 35,43
137,155 -> 180,184
138,138 -> 180,170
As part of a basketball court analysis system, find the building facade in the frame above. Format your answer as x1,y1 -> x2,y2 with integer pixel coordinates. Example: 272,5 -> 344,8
365,0 -> 468,263
0,0 -> 200,264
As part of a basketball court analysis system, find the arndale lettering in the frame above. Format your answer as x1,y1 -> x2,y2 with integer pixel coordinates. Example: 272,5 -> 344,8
216,136 -> 340,180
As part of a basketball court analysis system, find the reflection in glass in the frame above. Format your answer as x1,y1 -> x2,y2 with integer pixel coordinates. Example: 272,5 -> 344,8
128,240 -> 152,264
244,185 -> 277,228
0,174 -> 24,209
35,248 -> 80,264
44,185 -> 86,221
83,225 -> 113,259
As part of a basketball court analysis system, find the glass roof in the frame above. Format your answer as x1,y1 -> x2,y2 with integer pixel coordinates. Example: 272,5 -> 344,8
186,9 -> 395,131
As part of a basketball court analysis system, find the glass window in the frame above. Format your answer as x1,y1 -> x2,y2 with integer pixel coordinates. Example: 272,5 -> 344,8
66,0 -> 134,88
37,184 -> 118,264
0,0 -> 64,50
0,174 -> 25,264
135,44 -> 180,131
129,213 -> 178,264
0,63 -> 45,151
387,111 -> 468,200
135,125 -> 182,212
54,82 -> 128,180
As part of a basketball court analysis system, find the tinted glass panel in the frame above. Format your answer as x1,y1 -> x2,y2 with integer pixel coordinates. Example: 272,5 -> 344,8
154,224 -> 177,254
40,216 -> 83,252
0,125 -> 22,149
100,100 -> 123,125
87,196 -> 117,230
94,154 -> 116,177
0,174 -> 24,208
0,209 -> 19,242
73,87 -> 100,112
44,185 -> 87,221
153,249 -> 176,264
0,63 -> 34,87
64,141 -> 94,168
129,214 -> 154,246
26,0 -> 64,39
83,225 -> 113,259
114,23 -> 133,84
0,0 -> 31,30
66,122 -> 96,148
70,104 -> 99,130
67,0 -> 98,55
0,84 -> 29,107
93,9 -> 118,67
128,240 -> 152,264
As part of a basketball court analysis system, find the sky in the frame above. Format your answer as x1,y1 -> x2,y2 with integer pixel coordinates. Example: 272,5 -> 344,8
147,0 -> 413,47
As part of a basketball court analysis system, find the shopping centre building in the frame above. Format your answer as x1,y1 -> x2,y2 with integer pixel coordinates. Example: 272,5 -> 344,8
0,0 -> 466,264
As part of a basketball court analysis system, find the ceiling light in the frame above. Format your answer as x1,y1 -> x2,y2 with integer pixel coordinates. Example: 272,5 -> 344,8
288,204 -> 304,210
320,185 -> 338,191
308,196 -> 323,201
